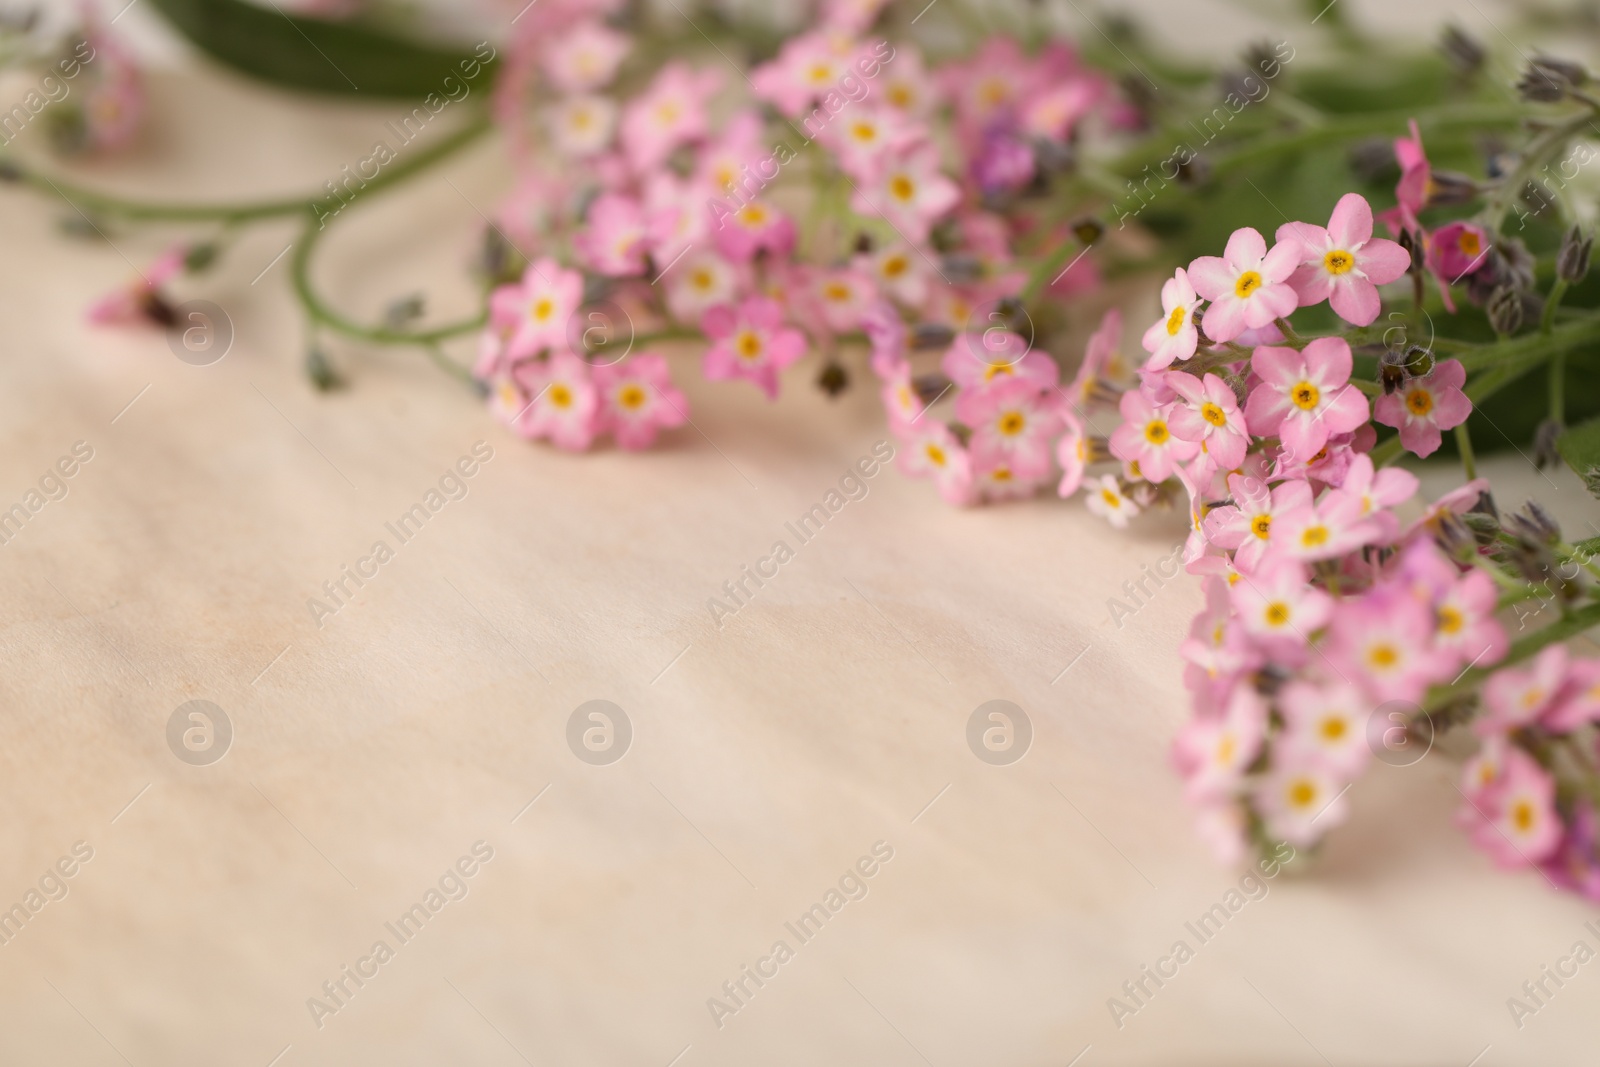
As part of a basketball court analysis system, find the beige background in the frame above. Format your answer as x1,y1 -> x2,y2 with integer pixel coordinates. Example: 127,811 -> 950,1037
2,1 -> 1600,1063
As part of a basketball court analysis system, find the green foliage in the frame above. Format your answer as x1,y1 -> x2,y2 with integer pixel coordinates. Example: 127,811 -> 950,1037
1557,415 -> 1600,486
150,0 -> 495,98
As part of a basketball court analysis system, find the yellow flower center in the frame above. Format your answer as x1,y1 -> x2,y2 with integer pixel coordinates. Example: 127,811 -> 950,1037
888,85 -> 912,108
1264,601 -> 1290,626
1321,717 -> 1346,741
851,122 -> 876,142
618,384 -> 647,410
823,282 -> 852,302
889,175 -> 916,202
549,383 -> 573,409
1512,800 -> 1534,832
1407,389 -> 1434,416
532,297 -> 554,322
1144,420 -> 1169,445
1300,525 -> 1329,548
1459,230 -> 1482,257
925,443 -> 946,467
1368,643 -> 1399,669
883,255 -> 908,278
1323,249 -> 1354,275
991,467 -> 1013,482
1251,514 -> 1272,539
1437,605 -> 1463,634
1166,306 -> 1186,336
655,101 -> 680,124
739,205 -> 768,227
1291,382 -> 1320,410
736,331 -> 764,360
1101,488 -> 1122,508
1217,736 -> 1235,764
809,62 -> 833,84
1201,402 -> 1227,427
1234,270 -> 1263,298
691,268 -> 714,291
999,411 -> 1026,435
1289,779 -> 1317,808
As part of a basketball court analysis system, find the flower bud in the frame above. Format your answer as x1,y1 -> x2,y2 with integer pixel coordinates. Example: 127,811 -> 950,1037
1349,137 -> 1398,182
1397,228 -> 1423,273
1440,26 -> 1485,76
383,293 -> 425,330
912,372 -> 952,404
911,323 -> 955,350
1072,217 -> 1105,247
1175,154 -> 1211,187
1534,418 -> 1563,468
1506,500 -> 1561,546
816,361 -> 848,398
306,347 -> 344,392
1488,284 -> 1524,335
1517,55 -> 1588,101
1558,226 -> 1593,283
183,243 -> 219,273
1584,466 -> 1600,500
1426,170 -> 1478,206
940,254 -> 983,285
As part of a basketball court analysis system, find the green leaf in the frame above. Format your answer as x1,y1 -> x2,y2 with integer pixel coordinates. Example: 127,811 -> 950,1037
149,0 -> 497,98
1557,414 -> 1600,483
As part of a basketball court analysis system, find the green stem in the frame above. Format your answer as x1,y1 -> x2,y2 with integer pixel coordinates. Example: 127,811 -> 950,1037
14,114 -> 492,223
1454,423 -> 1477,480
1542,278 -> 1569,335
1550,349 -> 1568,426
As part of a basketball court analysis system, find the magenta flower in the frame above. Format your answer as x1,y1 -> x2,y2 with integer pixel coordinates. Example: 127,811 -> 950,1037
1140,267 -> 1202,371
1378,118 -> 1430,236
592,353 -> 688,450
895,421 -> 976,506
1108,385 -> 1198,483
1202,474 -> 1313,573
701,297 -> 807,399
1428,222 -> 1491,283
1166,371 -> 1249,471
488,258 -> 585,361
576,193 -> 649,277
1245,338 -> 1369,461
620,62 -> 721,172
1277,193 -> 1410,326
522,352 -> 601,452
957,379 -> 1063,479
1373,358 -> 1471,458
1186,227 -> 1302,343
1230,556 -> 1332,646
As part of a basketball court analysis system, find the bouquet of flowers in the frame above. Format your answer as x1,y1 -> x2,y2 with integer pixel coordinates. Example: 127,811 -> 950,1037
8,0 -> 1600,894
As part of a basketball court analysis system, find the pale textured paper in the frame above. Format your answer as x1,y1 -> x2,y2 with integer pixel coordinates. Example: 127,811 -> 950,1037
2,52 -> 1599,1067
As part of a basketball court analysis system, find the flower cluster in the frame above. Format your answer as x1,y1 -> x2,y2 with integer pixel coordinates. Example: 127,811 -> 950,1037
479,0 -> 1118,457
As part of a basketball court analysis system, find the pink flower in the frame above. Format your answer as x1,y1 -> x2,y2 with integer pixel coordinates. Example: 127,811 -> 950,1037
1141,267 -> 1203,370
575,193 -> 649,277
895,421 -> 976,505
1396,539 -> 1507,672
1172,684 -> 1267,799
1328,589 -> 1453,703
1428,222 -> 1491,283
941,332 -> 1059,391
854,146 -> 960,243
1203,474 -> 1313,573
1277,193 -> 1410,326
1272,490 -> 1382,562
1548,658 -> 1600,731
592,353 -> 688,450
1166,371 -> 1249,471
1108,386 -> 1198,483
821,105 -> 917,181
1381,118 -> 1430,235
1256,758 -> 1348,846
1231,556 -> 1332,646
806,267 -> 877,334
1459,746 -> 1562,867
1373,358 -> 1471,458
880,362 -> 923,429
1064,308 -> 1123,408
957,379 -> 1063,479
1083,473 -> 1139,528
544,94 -> 618,157
861,299 -> 908,378
973,457 -> 1050,502
1054,411 -> 1088,497
859,243 -> 931,308
710,199 -> 797,264
1179,578 -> 1263,691
541,19 -> 631,93
665,251 -> 742,324
522,352 -> 601,451
620,62 -> 721,172
87,244 -> 185,326
488,258 -> 585,360
1186,227 -> 1302,343
487,360 -> 544,438
701,297 -> 807,399
1329,453 -> 1417,539
1245,338 -> 1369,461
750,30 -> 858,118
1480,646 -> 1569,734
1281,680 -> 1372,777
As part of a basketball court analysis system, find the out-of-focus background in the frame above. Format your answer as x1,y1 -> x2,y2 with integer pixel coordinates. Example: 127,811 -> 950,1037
1,0 -> 1598,1064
